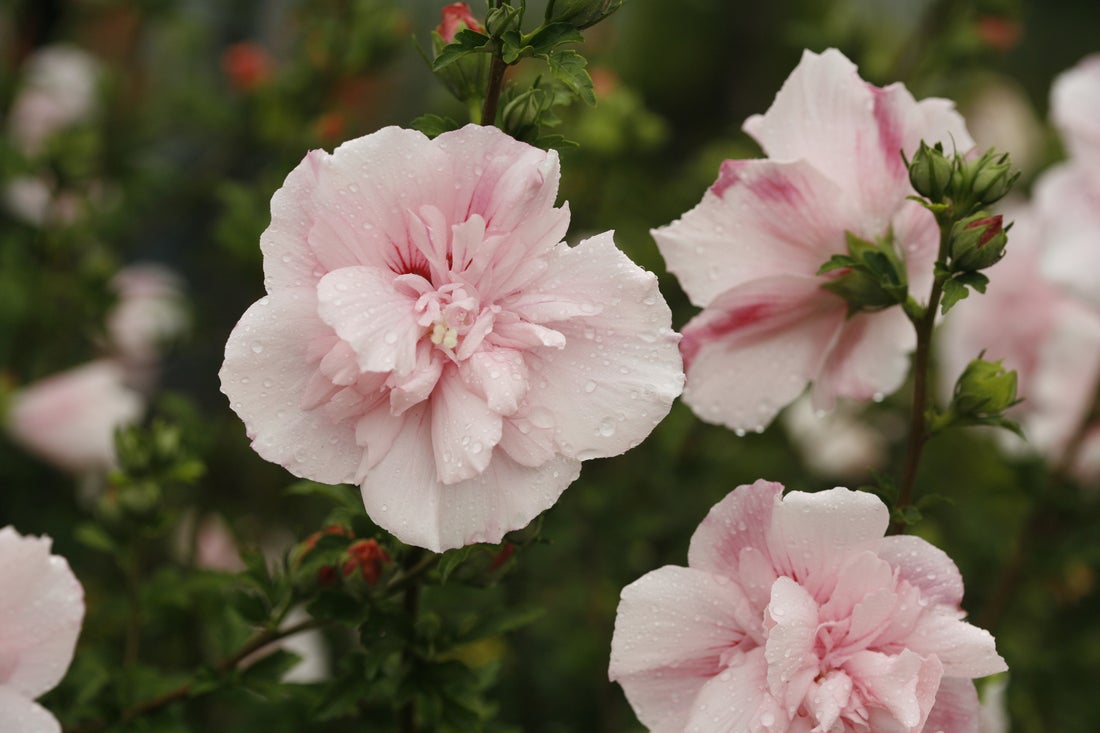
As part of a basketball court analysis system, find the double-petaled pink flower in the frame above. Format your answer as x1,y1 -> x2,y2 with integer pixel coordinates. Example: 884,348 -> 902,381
652,49 -> 973,433
609,480 -> 1007,733
220,124 -> 683,552
0,526 -> 85,733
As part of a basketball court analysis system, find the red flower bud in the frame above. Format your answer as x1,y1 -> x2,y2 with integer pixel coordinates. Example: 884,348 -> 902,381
342,539 -> 391,586
437,3 -> 485,44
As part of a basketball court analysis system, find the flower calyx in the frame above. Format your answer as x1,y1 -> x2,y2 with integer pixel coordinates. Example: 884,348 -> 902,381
818,230 -> 909,316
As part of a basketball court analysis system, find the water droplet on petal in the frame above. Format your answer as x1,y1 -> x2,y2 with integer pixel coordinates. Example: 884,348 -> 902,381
583,380 -> 597,394
250,341 -> 264,354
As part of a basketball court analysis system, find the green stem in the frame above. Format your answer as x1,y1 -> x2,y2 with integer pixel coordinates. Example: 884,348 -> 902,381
63,617 -> 325,733
480,50 -> 507,126
890,219 -> 951,534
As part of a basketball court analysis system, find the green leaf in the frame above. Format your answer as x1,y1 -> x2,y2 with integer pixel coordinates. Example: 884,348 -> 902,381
543,49 -> 595,105
432,29 -> 491,72
74,522 -> 117,554
816,254 -> 858,275
285,480 -> 362,511
233,591 -> 270,626
954,270 -> 990,294
940,278 -> 971,314
410,114 -> 461,139
438,546 -> 478,584
525,23 -> 584,55
891,504 -> 923,527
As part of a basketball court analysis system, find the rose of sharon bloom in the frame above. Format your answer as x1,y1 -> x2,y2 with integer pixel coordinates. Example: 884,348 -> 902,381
0,526 -> 85,733
1039,54 -> 1100,310
652,48 -> 973,433
6,360 -> 144,474
220,124 -> 683,552
939,202 -> 1100,468
609,481 -> 1007,733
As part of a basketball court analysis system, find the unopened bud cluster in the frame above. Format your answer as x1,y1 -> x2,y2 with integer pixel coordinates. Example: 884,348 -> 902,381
907,142 -> 1018,215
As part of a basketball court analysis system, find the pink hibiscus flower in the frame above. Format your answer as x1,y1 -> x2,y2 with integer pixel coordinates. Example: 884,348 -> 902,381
220,124 -> 683,552
652,48 -> 973,433
939,201 -> 1100,468
0,526 -> 85,733
609,480 -> 1006,733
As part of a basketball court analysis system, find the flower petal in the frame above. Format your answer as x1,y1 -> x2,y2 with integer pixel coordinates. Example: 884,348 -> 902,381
0,687 -> 60,733
429,370 -> 503,484
515,232 -> 683,460
843,649 -> 943,732
610,566 -> 760,680
743,48 -> 971,230
688,479 -> 783,578
260,150 -> 327,290
682,648 -> 784,733
306,127 -> 453,276
877,535 -> 965,608
358,405 -> 579,551
906,611 -> 1007,678
678,276 -> 844,432
811,306 -> 914,412
765,487 -> 889,602
652,158 -> 853,307
0,528 -> 83,699
315,265 -> 420,375
220,289 -> 365,485
923,677 -> 981,733
764,576 -> 820,701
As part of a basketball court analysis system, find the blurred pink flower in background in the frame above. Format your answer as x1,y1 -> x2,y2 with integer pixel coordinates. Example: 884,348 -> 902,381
1041,54 -> 1100,310
220,124 -> 683,552
652,48 -> 973,434
6,45 -> 100,156
0,526 -> 84,733
5,360 -> 143,474
3,44 -> 100,226
939,202 -> 1100,475
609,480 -> 1006,733
107,263 -> 189,371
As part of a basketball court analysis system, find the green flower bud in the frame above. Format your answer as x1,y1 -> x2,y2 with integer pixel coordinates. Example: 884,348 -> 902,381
546,0 -> 625,29
907,141 -> 954,203
948,213 -> 1008,272
956,148 -> 1018,210
952,357 -> 1018,418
